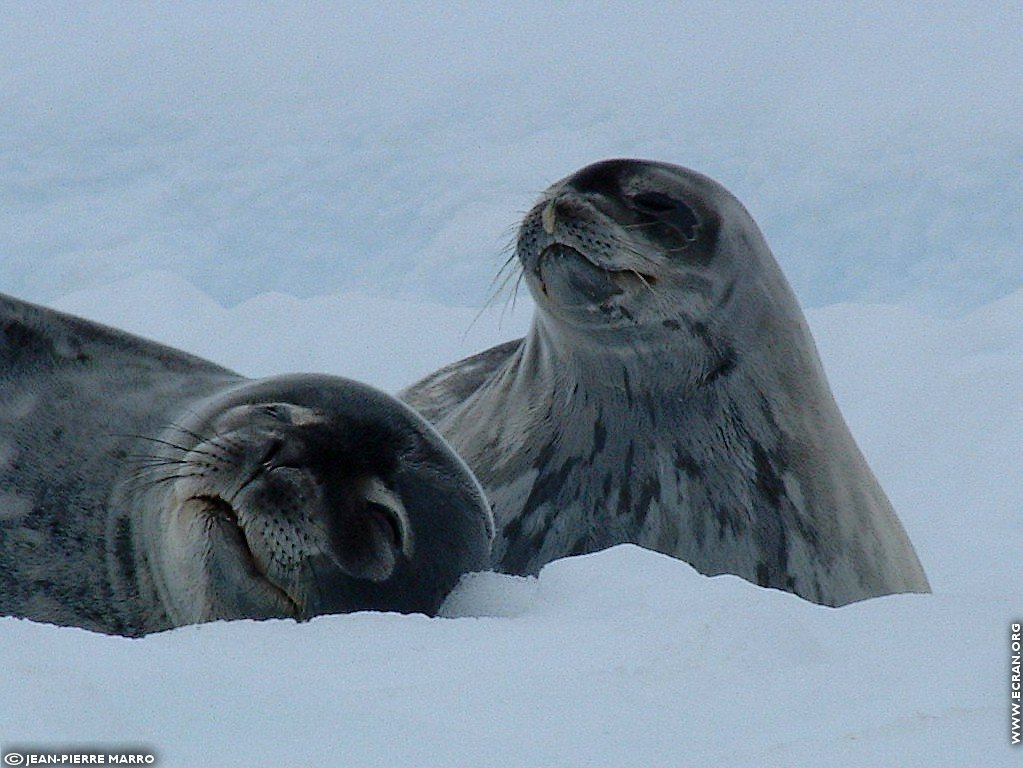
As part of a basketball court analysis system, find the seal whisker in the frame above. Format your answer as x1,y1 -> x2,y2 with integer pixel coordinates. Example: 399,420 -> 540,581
625,267 -> 675,320
166,410 -> 251,457
194,421 -> 261,458
114,433 -> 191,452
132,434 -> 240,465
175,407 -> 227,438
615,227 -> 694,256
131,471 -> 206,491
124,458 -> 195,473
613,239 -> 665,272
490,254 -> 520,295
490,247 -> 525,297
122,434 -> 211,457
503,267 -> 527,322
462,243 -> 525,339
163,419 -> 215,446
124,454 -> 191,465
619,220 -> 663,230
126,465 -> 202,484
627,269 -> 660,299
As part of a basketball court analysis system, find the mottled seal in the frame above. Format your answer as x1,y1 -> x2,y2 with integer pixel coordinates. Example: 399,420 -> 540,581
0,293 -> 493,636
401,158 -> 929,606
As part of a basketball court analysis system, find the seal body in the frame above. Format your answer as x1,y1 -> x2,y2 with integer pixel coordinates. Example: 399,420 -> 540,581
0,293 -> 492,636
402,158 -> 929,606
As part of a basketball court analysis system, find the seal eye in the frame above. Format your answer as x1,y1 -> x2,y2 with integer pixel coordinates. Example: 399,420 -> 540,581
628,191 -> 700,241
259,404 -> 286,419
630,191 -> 676,213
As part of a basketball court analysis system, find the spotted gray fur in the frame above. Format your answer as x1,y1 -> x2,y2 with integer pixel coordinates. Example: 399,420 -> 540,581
401,158 -> 929,606
1,293 -> 492,635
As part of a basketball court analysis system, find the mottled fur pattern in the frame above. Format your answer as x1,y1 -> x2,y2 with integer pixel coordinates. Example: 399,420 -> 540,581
0,294 -> 238,633
1,294 -> 492,635
402,159 -> 930,606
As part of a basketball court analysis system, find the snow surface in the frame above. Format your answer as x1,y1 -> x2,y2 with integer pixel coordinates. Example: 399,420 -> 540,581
1,545 -> 1014,767
2,276 -> 1020,766
2,3 -> 1021,765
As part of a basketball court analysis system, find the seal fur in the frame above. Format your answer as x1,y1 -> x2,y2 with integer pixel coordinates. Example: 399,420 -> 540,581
401,158 -> 929,606
0,293 -> 493,635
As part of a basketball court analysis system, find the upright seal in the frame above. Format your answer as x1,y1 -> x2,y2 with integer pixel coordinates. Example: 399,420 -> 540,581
402,158 -> 929,606
1,293 -> 493,636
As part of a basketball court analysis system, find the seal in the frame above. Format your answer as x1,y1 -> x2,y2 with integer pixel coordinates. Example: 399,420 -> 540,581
0,293 -> 493,636
401,158 -> 930,606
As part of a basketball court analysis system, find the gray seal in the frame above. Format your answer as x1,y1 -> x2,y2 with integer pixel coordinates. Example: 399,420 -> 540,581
401,158 -> 929,606
0,293 -> 493,636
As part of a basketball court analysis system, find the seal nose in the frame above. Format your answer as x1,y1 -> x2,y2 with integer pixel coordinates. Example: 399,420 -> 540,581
541,200 -> 557,234
326,499 -> 404,583
320,475 -> 413,583
538,194 -> 597,236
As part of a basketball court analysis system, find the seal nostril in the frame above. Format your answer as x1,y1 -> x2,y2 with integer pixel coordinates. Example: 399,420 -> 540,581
367,502 -> 403,551
260,438 -> 283,468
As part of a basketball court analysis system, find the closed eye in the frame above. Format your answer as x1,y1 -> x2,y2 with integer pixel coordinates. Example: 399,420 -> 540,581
629,191 -> 677,213
628,192 -> 700,241
256,403 -> 290,421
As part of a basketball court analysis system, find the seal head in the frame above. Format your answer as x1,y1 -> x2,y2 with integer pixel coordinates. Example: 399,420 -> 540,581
522,159 -> 722,342
114,374 -> 494,633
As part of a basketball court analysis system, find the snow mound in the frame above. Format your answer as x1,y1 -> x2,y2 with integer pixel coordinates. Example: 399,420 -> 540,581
2,546 -> 1013,767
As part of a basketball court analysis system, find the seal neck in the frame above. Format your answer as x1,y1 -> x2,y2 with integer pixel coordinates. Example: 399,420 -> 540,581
526,311 -> 715,401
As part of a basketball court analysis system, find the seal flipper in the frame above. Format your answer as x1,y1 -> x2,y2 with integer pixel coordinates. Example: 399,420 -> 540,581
400,338 -> 521,423
0,292 -> 241,633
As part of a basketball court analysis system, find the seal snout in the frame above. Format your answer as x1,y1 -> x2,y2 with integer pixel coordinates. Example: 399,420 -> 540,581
157,402 -> 425,618
524,201 -> 658,313
224,430 -> 415,587
520,177 -> 668,309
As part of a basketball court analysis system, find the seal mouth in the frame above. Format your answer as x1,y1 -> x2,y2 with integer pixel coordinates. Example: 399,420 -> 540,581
194,493 -> 304,617
536,243 -> 658,296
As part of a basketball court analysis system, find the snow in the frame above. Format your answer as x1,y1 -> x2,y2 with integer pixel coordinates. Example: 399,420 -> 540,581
2,4 -> 1021,765
0,544 -> 1015,766
2,276 -> 1019,765
0,542 -> 1015,766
